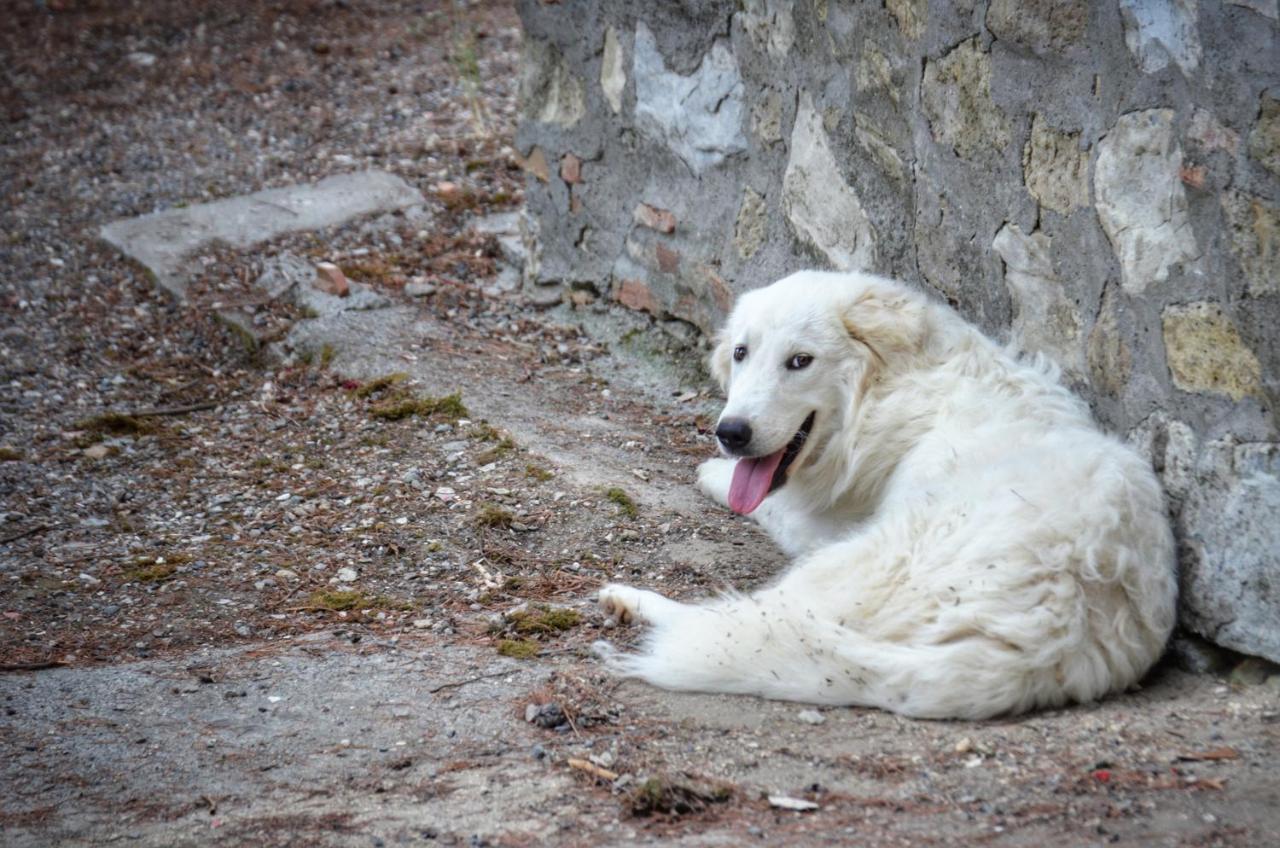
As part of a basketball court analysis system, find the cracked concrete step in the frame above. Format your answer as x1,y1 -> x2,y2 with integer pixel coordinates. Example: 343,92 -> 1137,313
99,170 -> 424,299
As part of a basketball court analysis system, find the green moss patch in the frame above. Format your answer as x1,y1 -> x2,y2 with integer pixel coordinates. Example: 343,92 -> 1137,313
525,464 -> 554,482
605,487 -> 638,518
351,372 -> 409,398
509,605 -> 582,636
496,638 -> 540,659
474,504 -> 514,529
369,390 -> 469,423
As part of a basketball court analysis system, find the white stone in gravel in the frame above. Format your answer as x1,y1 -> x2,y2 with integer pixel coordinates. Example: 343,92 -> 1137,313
100,171 -> 423,298
275,569 -> 299,580
768,795 -> 818,811
336,567 -> 358,582
404,279 -> 438,297
796,709 -> 825,725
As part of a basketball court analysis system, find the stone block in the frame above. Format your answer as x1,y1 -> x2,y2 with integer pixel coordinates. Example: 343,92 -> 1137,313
782,93 -> 876,271
633,203 -> 677,234
733,188 -> 767,260
987,0 -> 1088,54
921,38 -> 1011,161
633,22 -> 746,175
1023,114 -> 1089,215
1094,109 -> 1198,294
1249,92 -> 1280,179
1222,190 -> 1279,297
993,223 -> 1084,377
519,39 -> 585,128
1118,0 -> 1202,76
1162,302 -> 1263,400
600,26 -> 625,114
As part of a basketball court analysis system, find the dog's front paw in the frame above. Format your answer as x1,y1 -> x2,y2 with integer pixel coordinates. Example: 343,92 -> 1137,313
598,583 -> 646,625
697,457 -> 736,508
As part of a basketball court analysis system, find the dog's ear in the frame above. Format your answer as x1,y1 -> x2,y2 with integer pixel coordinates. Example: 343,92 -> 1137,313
840,281 -> 926,361
708,330 -> 733,390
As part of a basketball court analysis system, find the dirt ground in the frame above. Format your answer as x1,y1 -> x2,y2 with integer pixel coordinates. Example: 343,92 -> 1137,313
2,2 -> 1278,846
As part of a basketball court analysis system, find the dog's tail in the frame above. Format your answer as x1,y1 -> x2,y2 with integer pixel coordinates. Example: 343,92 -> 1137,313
597,590 -> 1096,719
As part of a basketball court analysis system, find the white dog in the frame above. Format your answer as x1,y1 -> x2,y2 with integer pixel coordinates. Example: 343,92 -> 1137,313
596,271 -> 1177,719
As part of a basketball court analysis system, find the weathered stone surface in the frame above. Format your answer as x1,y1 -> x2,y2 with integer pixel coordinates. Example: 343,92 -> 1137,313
517,146 -> 551,182
739,0 -> 795,58
1222,190 -> 1279,297
993,224 -> 1084,376
921,38 -> 1011,160
1134,416 -> 1280,664
1162,302 -> 1263,400
519,38 -> 585,128
783,94 -> 876,271
987,0 -> 1088,53
614,278 -> 661,314
855,115 -> 907,183
100,171 -> 423,299
1187,108 -> 1240,155
1023,115 -> 1089,215
313,262 -> 350,298
856,46 -> 899,104
600,26 -> 625,114
633,203 -> 676,234
1228,0 -> 1278,18
560,153 -> 582,184
750,89 -> 784,144
1118,0 -> 1202,76
633,22 -> 746,175
1094,109 -> 1198,294
1087,288 -> 1133,397
1249,92 -> 1280,178
886,0 -> 926,39
733,188 -> 767,259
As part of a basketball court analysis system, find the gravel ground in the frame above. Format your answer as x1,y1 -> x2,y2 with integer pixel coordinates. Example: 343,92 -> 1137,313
2,2 -> 1278,846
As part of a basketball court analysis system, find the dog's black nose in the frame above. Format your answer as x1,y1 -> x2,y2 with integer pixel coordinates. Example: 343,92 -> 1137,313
716,418 -> 752,452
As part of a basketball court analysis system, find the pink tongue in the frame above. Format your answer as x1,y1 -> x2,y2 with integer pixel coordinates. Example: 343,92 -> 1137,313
727,450 -> 786,515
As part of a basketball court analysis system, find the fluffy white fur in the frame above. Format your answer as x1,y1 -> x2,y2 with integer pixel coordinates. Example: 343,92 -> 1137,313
595,271 -> 1177,719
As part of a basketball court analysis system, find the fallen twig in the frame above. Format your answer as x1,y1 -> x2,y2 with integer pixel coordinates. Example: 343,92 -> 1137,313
426,669 -> 511,694
1,661 -> 68,673
567,757 -> 619,782
0,525 -> 52,546
121,401 -> 222,418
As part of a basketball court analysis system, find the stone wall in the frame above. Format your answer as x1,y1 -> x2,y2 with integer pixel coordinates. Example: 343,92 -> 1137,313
514,0 -> 1280,663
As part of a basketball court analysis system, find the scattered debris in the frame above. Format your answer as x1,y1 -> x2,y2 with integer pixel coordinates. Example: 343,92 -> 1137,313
629,774 -> 732,817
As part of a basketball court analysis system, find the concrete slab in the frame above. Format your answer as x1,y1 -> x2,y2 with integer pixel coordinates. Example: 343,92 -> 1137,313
100,171 -> 423,298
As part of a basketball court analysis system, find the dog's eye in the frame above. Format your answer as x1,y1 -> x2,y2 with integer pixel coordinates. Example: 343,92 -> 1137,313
733,345 -> 747,362
786,353 -> 814,371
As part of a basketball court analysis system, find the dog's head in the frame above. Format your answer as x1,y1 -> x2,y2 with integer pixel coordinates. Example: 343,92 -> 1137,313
708,271 -> 927,514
